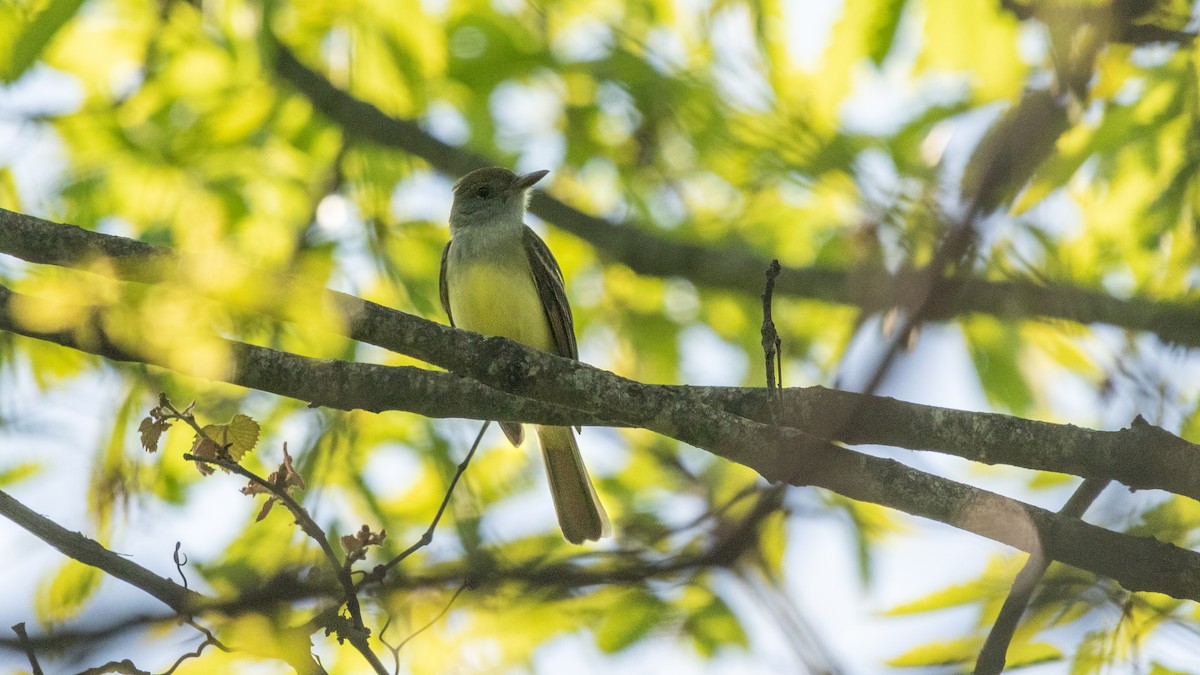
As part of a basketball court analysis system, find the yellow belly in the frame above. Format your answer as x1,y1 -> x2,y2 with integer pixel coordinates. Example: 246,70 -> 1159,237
448,263 -> 554,352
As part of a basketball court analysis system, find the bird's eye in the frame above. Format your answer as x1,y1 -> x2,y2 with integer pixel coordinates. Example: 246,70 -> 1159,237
475,186 -> 492,199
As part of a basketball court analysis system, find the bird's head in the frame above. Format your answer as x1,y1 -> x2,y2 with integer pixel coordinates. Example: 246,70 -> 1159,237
449,167 -> 548,230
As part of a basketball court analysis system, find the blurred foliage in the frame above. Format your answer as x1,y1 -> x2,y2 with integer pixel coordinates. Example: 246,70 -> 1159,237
2,0 -> 1200,672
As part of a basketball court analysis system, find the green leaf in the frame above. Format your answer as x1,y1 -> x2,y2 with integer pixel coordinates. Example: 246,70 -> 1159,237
5,0 -> 87,83
1006,641 -> 1064,668
757,509 -> 788,580
824,493 -> 903,586
90,385 -> 141,533
0,167 -> 19,211
682,588 -> 748,657
886,556 -> 1021,615
888,637 -> 979,667
0,461 -> 40,487
1179,398 -> 1200,446
1012,122 -> 1093,214
963,317 -> 1033,414
36,559 -> 101,624
200,413 -> 261,462
866,0 -> 908,65
595,589 -> 666,652
1149,663 -> 1196,675
1070,629 -> 1108,675
1127,496 -> 1200,545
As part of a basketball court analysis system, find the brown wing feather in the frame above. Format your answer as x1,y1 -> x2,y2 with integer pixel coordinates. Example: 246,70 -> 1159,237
439,241 -> 454,326
523,226 -> 578,361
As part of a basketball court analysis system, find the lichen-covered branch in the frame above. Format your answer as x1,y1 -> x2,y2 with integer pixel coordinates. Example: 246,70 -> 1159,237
4,209 -> 1200,503
3,281 -> 1200,603
0,490 -> 203,613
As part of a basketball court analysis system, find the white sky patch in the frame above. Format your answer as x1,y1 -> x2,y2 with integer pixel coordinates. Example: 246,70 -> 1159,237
425,100 -> 471,145
679,324 -> 750,386
390,169 -> 453,223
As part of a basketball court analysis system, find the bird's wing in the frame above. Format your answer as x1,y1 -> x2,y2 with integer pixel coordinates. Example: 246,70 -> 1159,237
439,240 -> 454,326
523,225 -> 578,361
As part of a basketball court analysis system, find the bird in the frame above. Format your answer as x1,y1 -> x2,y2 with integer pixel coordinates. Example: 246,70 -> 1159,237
439,167 -> 609,544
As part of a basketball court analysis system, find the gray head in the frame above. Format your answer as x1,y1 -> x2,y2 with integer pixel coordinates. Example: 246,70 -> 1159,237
449,167 -> 548,230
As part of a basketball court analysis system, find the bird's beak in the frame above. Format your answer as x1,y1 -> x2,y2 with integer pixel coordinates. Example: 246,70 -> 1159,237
513,170 -> 550,191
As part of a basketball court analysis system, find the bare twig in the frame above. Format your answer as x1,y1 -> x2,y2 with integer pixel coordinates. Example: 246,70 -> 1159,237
11,623 -> 43,675
0,490 -> 203,613
365,421 -> 490,585
381,584 -> 467,657
160,398 -> 371,626
159,619 -> 232,675
760,259 -> 783,414
181,449 -> 386,675
173,542 -> 188,590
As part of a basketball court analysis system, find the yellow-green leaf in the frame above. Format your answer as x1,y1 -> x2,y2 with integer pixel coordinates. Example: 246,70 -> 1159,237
200,413 -> 261,462
1006,641 -> 1064,668
5,0 -> 87,83
0,462 -> 39,487
682,588 -> 748,657
36,559 -> 101,624
888,637 -> 980,667
595,589 -> 666,652
886,556 -> 1022,615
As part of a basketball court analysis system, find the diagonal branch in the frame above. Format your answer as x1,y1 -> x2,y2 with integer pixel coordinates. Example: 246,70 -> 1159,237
3,283 -> 1200,603
266,42 -> 1200,349
4,211 -> 1200,500
0,490 -> 205,613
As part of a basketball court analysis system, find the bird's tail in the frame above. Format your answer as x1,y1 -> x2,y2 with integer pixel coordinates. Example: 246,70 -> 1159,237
536,425 -> 609,544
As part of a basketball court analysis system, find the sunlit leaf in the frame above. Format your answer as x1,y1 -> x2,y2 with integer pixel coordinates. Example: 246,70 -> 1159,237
887,637 -> 980,667
682,586 -> 748,657
757,509 -> 788,580
0,462 -> 40,487
36,559 -> 101,624
886,555 -> 1023,615
5,0 -> 86,83
963,317 -> 1033,414
595,588 -> 667,652
865,0 -> 908,65
1006,641 -> 1064,668
198,413 -> 261,463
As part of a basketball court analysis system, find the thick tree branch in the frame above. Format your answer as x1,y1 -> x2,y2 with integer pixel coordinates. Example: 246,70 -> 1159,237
266,43 -> 1200,349
699,387 -> 1200,501
0,285 -> 604,426
4,283 -> 1200,603
0,490 -> 204,613
4,210 -> 1200,501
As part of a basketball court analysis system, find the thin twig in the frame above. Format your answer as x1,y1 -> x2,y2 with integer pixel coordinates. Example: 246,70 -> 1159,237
163,397 -> 369,625
11,623 -> 43,675
181,450 -> 386,675
364,421 -> 490,585
173,542 -> 188,590
184,454 -> 360,619
382,584 -> 468,655
159,619 -> 231,675
760,259 -> 783,417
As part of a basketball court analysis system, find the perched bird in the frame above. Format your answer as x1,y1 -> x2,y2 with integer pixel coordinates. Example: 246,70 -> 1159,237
439,167 -> 609,544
